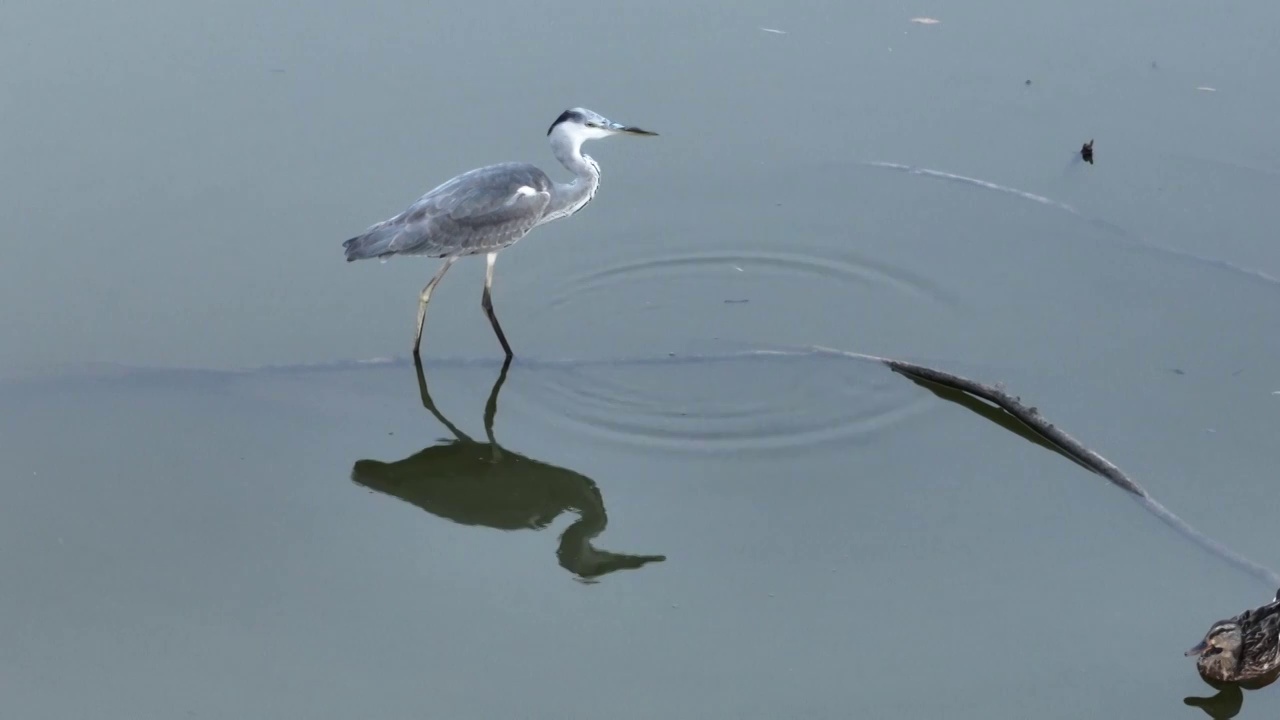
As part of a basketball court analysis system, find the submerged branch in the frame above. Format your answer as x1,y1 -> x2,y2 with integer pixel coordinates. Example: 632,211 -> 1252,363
805,345 -> 1280,590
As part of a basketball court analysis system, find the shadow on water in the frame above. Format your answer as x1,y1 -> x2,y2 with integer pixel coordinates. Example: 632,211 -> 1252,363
1184,686 -> 1244,719
349,357 -> 666,582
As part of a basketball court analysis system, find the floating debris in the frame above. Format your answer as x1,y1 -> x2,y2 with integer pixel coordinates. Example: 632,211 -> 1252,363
1025,79 -> 1032,86
759,27 -> 787,35
909,17 -> 940,25
1080,139 -> 1094,165
1196,86 -> 1217,92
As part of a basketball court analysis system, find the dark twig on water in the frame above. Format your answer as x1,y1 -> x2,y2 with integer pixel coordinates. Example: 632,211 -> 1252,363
806,346 -> 1280,590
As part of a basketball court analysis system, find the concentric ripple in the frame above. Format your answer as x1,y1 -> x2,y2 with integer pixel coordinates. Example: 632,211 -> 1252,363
514,242 -> 962,364
500,242 -> 955,453
545,248 -> 958,312
511,351 -> 932,454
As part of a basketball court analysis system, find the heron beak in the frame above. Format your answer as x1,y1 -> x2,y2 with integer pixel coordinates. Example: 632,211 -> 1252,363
1185,640 -> 1208,657
611,123 -> 658,136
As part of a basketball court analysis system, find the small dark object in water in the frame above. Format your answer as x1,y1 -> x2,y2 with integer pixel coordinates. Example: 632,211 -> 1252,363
1080,140 -> 1094,165
1024,79 -> 1032,86
723,299 -> 750,304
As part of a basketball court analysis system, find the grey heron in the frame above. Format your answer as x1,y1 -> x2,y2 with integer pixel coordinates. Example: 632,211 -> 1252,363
342,107 -> 658,358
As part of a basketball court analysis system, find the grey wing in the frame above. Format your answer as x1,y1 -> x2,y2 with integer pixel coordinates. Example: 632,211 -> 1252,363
347,163 -> 553,261
344,163 -> 552,261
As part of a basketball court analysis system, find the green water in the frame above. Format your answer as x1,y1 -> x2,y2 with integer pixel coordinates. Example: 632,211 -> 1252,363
2,0 -> 1279,717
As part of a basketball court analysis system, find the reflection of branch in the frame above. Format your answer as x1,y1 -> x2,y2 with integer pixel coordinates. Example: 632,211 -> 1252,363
898,371 -> 1086,471
804,346 -> 1280,590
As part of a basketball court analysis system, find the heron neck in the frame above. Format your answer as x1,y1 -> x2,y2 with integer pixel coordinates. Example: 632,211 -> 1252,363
543,134 -> 601,223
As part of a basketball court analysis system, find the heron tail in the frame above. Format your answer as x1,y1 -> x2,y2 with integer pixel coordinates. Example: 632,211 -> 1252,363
342,227 -> 395,262
341,235 -> 367,262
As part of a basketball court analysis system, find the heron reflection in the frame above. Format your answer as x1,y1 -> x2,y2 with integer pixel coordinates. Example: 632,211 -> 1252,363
350,358 -> 665,581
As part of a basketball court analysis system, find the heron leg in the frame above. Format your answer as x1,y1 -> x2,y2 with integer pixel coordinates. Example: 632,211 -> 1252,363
482,252 -> 514,359
482,354 -> 512,462
414,256 -> 458,358
483,354 -> 513,447
412,353 -> 472,443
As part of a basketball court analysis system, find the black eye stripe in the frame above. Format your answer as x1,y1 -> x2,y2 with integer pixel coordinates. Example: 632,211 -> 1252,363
547,109 -> 588,135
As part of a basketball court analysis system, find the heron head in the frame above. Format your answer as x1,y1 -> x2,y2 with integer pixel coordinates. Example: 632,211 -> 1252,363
547,107 -> 658,142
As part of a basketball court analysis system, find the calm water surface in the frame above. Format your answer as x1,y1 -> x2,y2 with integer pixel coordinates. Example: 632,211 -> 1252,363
3,0 -> 1280,717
